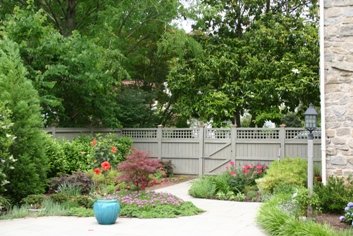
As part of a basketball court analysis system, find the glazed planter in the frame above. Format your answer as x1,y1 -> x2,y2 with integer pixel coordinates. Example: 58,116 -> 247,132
93,199 -> 121,225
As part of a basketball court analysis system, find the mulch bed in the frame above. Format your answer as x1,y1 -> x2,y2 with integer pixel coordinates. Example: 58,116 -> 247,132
315,213 -> 351,231
146,175 -> 195,191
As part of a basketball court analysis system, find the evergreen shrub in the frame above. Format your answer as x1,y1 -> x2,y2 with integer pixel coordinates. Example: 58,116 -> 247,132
0,38 -> 48,202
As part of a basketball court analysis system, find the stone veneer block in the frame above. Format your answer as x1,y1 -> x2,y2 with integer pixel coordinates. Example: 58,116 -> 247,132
325,1 -> 353,178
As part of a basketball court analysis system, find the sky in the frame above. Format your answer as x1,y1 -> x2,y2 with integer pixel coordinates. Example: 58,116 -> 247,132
172,0 -> 197,33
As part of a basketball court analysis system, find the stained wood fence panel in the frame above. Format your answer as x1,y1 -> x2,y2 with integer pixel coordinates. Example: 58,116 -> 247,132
45,127 -> 321,175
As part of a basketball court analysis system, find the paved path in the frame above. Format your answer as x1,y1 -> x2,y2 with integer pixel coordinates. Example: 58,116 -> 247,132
0,181 -> 266,236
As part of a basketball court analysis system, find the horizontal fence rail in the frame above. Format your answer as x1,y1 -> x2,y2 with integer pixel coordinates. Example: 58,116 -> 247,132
44,127 -> 322,175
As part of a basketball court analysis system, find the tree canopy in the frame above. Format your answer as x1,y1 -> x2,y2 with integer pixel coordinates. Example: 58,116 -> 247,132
0,0 -> 320,128
163,0 -> 319,127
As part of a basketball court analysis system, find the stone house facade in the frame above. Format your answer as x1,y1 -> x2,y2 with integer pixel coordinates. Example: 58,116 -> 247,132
324,0 -> 353,177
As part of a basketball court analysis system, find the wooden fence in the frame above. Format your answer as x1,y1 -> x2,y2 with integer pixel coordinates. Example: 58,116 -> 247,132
44,126 -> 321,175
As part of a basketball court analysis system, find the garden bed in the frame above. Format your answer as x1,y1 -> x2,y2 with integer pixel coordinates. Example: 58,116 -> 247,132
315,213 -> 351,231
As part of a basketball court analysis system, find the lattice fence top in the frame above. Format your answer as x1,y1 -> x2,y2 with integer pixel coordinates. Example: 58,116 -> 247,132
205,129 -> 231,139
121,129 -> 157,139
236,128 -> 280,139
162,129 -> 199,139
286,129 -> 321,140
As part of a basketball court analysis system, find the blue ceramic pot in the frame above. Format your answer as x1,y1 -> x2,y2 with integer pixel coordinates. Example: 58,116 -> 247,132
93,199 -> 121,225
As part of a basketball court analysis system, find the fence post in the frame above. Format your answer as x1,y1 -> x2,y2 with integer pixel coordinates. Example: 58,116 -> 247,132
279,124 -> 286,159
157,125 -> 163,160
198,125 -> 205,176
51,126 -> 56,138
231,124 -> 237,163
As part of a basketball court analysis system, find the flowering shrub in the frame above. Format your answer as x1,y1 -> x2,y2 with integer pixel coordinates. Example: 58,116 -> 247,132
118,150 -> 161,190
227,161 -> 267,194
90,134 -> 132,169
340,202 -> 353,226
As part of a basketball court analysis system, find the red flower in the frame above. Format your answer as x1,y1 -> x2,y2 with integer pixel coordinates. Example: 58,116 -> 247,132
90,138 -> 97,147
111,146 -> 118,154
94,168 -> 101,175
101,161 -> 111,171
230,171 -> 236,176
229,161 -> 235,166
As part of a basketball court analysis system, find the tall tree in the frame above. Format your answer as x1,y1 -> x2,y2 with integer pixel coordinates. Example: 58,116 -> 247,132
164,0 -> 319,127
2,7 -> 127,127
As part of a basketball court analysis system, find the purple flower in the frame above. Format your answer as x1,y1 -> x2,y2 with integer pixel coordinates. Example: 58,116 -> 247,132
339,216 -> 345,222
345,206 -> 350,212
348,202 -> 353,208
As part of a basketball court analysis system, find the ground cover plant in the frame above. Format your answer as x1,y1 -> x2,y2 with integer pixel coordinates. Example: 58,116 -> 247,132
117,191 -> 203,218
189,161 -> 267,201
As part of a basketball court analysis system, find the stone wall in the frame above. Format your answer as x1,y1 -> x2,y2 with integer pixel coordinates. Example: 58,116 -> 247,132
325,0 -> 353,177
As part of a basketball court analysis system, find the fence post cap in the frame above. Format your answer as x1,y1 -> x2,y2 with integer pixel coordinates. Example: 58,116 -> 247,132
157,124 -> 163,128
280,124 -> 286,128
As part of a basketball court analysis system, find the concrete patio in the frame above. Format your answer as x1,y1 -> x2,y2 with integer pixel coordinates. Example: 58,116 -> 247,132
0,181 -> 266,236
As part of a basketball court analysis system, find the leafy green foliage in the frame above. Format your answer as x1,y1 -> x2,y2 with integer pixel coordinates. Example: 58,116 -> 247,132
0,102 -> 15,193
291,187 -> 321,217
314,176 -> 353,214
116,88 -> 159,128
281,112 -> 302,127
0,195 -> 11,213
164,1 -> 319,127
188,177 -> 217,199
0,38 -> 48,202
90,134 -> 132,169
189,163 -> 266,201
43,134 -> 68,178
21,194 -> 47,209
256,158 -> 307,194
3,7 -> 127,127
258,194 -> 350,236
60,136 -> 94,172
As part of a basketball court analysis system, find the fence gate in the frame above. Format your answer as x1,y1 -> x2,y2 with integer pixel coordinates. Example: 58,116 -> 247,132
203,129 -> 232,174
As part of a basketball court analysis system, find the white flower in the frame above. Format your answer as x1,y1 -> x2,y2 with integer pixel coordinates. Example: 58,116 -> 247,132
291,68 -> 300,74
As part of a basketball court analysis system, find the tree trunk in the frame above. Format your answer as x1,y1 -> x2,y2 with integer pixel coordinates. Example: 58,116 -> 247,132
65,0 -> 76,36
233,110 -> 241,127
266,0 -> 270,13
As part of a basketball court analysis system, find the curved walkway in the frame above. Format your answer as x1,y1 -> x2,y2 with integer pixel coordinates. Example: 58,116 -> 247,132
0,181 -> 266,236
